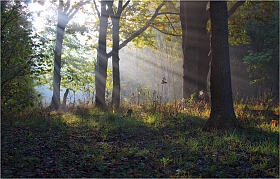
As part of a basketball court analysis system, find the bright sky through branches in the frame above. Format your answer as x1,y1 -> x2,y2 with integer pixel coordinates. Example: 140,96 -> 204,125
28,1 -> 95,32
28,0 -> 99,48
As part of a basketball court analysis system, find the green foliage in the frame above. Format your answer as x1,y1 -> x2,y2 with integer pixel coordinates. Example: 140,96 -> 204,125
243,2 -> 279,85
116,0 -> 180,49
37,29 -> 107,95
132,30 -> 156,49
244,50 -> 274,85
1,3 -> 49,115
228,1 -> 279,46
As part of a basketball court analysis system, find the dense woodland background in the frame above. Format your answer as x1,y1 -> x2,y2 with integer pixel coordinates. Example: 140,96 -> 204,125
1,0 -> 279,114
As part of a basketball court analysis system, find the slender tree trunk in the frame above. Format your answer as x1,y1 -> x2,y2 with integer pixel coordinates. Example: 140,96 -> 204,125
111,16 -> 121,109
51,13 -> 67,110
109,0 -> 130,109
95,0 -> 110,108
202,1 -> 239,132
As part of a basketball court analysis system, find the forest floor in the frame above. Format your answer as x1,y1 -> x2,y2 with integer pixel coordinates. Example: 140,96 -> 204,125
1,100 -> 279,178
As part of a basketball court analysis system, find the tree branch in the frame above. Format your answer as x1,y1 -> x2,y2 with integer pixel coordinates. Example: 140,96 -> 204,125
203,0 -> 245,19
122,0 -> 130,11
157,12 -> 180,16
150,25 -> 181,37
116,0 -> 123,15
64,0 -> 71,12
1,61 -> 31,94
68,1 -> 90,19
1,5 -> 17,31
107,1 -> 167,57
164,14 -> 176,33
228,0 -> 246,18
93,0 -> 100,19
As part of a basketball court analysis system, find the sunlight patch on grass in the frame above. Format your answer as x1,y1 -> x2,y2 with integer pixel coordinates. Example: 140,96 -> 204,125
2,95 -> 279,178
61,113 -> 83,126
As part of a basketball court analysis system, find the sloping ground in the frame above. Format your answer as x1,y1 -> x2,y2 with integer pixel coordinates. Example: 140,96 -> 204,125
1,109 -> 279,178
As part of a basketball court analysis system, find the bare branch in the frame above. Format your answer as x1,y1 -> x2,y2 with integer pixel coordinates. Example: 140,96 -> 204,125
150,25 -> 181,37
115,0 -> 130,17
67,1 -> 90,19
64,0 -> 71,12
117,0 -> 123,15
203,0 -> 245,19
107,1 -> 167,57
93,0 -> 100,19
122,0 -> 130,12
157,12 -> 180,16
164,14 -> 176,33
228,0 -> 246,18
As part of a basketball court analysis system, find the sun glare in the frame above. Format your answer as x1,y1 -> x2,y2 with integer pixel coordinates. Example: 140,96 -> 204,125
28,1 -> 95,32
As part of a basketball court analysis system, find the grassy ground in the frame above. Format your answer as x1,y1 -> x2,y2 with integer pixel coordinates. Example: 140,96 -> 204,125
1,100 -> 279,178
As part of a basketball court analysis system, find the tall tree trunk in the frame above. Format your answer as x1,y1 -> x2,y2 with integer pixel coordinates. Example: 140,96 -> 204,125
109,0 -> 130,109
51,12 -> 67,110
95,0 -> 110,108
50,1 -> 87,110
180,1 -> 208,99
202,1 -> 239,132
111,16 -> 121,109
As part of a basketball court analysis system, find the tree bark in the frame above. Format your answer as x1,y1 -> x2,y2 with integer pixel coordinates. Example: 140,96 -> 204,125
180,1 -> 209,99
51,1 -> 87,110
106,1 -> 166,58
51,11 -> 67,110
95,0 -> 110,108
111,15 -> 121,109
109,0 -> 130,109
180,1 -> 245,100
202,1 -> 239,132
61,88 -> 69,112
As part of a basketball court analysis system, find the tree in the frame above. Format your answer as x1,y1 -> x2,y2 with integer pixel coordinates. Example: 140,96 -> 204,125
108,1 -> 181,108
95,0 -> 112,108
95,0 -> 168,109
109,0 -> 130,109
179,1 -> 209,99
202,1 -> 239,132
1,2 -> 47,115
51,0 -> 89,110
179,1 -> 245,100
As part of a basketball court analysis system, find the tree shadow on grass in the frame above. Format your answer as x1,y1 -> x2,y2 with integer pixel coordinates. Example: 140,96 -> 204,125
1,109 -> 279,178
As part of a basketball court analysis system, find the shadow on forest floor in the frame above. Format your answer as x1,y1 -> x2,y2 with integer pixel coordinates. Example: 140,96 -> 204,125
1,106 -> 279,178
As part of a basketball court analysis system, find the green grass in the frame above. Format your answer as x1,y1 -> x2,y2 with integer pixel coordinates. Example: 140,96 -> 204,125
1,100 -> 279,178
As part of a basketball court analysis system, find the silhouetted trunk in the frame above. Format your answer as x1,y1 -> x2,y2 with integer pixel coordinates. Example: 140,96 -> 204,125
62,88 -> 69,107
51,11 -> 67,110
202,1 -> 239,132
180,1 -> 244,100
109,0 -> 130,109
111,16 -> 121,109
51,1 -> 87,110
180,1 -> 209,99
61,88 -> 69,112
95,0 -> 110,108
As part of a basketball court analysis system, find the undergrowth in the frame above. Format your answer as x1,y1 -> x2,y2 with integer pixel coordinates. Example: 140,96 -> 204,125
1,97 -> 279,178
